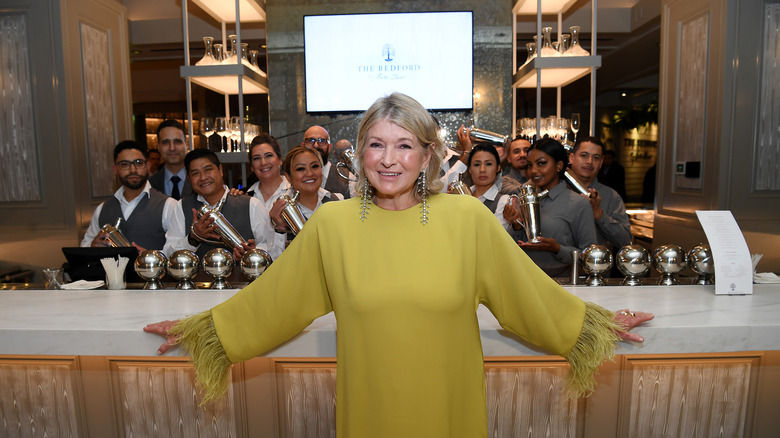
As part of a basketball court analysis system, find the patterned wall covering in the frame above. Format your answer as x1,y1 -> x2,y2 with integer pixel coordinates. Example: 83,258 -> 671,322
80,22 -> 116,198
0,14 -> 41,202
674,12 -> 709,191
756,4 -> 780,191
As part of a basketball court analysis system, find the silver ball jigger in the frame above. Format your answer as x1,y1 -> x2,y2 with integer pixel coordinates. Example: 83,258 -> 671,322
687,244 -> 715,285
653,244 -> 687,285
168,250 -> 199,290
134,250 -> 167,290
616,244 -> 651,286
581,244 -> 613,286
203,248 -> 234,289
241,248 -> 273,281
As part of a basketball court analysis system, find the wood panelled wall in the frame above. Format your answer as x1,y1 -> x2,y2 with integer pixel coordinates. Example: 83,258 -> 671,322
1,352 -> 778,437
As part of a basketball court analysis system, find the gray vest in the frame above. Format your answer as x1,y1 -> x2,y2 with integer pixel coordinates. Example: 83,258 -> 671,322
482,197 -> 500,213
182,194 -> 254,258
98,189 -> 169,250
324,164 -> 351,199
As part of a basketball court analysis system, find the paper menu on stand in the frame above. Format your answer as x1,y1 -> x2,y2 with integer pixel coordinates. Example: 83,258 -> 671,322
695,210 -> 753,295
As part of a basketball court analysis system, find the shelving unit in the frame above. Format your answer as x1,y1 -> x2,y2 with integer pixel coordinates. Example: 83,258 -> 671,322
179,0 -> 268,187
512,0 -> 599,137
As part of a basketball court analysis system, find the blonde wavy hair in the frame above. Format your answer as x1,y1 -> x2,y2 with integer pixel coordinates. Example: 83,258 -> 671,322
354,92 -> 444,198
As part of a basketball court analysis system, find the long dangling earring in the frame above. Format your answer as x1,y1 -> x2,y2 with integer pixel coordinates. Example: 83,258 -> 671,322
418,170 -> 429,225
360,176 -> 371,222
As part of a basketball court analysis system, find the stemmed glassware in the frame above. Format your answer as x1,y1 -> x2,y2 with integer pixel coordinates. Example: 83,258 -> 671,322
200,117 -> 215,139
570,113 -> 581,142
215,117 -> 228,152
229,116 -> 242,152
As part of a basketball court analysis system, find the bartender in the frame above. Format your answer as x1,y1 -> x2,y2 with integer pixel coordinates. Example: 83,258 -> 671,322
567,137 -> 632,250
81,140 -> 176,252
163,149 -> 271,261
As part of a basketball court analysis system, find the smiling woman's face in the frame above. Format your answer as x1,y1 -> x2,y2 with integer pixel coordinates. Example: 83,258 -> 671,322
288,150 -> 322,195
250,143 -> 282,183
362,119 -> 431,210
526,148 -> 562,191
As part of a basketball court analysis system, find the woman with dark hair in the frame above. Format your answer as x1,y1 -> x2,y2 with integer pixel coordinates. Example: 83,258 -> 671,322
145,93 -> 651,438
467,143 -> 511,231
245,133 -> 289,259
517,137 -> 597,278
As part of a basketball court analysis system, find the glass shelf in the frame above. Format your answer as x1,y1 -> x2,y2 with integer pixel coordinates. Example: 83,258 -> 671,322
190,0 -> 266,23
513,0 -> 579,15
513,55 -> 601,88
180,64 -> 268,94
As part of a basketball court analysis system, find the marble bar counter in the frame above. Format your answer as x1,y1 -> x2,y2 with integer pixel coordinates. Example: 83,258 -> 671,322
1,284 -> 779,357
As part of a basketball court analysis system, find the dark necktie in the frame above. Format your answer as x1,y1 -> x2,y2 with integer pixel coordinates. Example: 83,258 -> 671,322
170,175 -> 181,200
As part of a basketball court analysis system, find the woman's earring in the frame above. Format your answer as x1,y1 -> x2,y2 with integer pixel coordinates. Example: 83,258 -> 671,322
419,171 -> 429,225
360,177 -> 371,222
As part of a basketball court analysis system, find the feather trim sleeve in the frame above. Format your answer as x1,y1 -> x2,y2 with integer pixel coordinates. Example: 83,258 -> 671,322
564,302 -> 623,398
169,310 -> 233,404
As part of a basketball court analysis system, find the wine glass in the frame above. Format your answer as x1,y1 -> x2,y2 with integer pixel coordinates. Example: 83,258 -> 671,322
570,113 -> 581,142
215,117 -> 228,152
200,117 -> 215,138
229,116 -> 242,152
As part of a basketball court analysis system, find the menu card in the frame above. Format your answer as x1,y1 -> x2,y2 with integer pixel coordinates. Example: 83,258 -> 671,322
696,210 -> 753,295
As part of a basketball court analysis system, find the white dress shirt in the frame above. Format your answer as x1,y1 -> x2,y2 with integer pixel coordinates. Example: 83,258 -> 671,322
163,185 -> 271,256
81,181 -> 176,248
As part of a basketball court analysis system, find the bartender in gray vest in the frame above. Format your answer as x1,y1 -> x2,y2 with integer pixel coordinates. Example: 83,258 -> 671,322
301,125 -> 353,199
163,148 -> 272,261
81,140 -> 176,251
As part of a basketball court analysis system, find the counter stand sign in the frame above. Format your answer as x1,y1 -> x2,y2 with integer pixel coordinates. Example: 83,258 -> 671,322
695,210 -> 753,295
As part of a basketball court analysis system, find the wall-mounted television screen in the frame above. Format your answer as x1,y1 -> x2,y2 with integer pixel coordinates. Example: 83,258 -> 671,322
303,11 -> 473,113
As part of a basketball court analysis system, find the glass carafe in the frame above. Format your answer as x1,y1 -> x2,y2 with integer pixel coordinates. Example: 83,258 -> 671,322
539,27 -> 558,57
240,42 -> 251,68
196,36 -> 216,65
223,34 -> 238,64
559,34 -> 571,54
565,26 -> 590,56
524,42 -> 536,66
213,44 -> 224,62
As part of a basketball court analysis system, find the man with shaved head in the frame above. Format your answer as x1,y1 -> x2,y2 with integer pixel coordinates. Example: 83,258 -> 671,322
301,125 -> 351,199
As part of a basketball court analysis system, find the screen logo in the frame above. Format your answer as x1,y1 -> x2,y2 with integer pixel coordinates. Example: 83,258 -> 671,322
382,44 -> 395,62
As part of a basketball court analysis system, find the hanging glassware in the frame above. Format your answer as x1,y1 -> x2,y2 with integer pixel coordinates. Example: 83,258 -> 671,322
540,27 -> 559,57
196,36 -> 216,65
564,26 -> 590,56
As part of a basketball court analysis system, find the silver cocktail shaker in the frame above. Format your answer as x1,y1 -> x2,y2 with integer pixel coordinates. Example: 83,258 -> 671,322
336,148 -> 357,181
467,124 -> 509,148
448,172 -> 471,195
280,191 -> 307,235
564,170 -> 592,197
101,218 -> 132,247
197,204 -> 247,249
517,184 -> 548,243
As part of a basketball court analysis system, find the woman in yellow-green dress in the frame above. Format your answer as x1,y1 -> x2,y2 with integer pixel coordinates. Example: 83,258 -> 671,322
145,92 -> 652,438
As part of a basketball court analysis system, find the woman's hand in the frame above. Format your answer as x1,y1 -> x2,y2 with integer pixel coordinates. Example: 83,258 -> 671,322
228,187 -> 245,197
502,197 -> 523,230
456,124 -> 473,164
518,236 -> 561,253
613,309 -> 654,342
269,199 -> 288,232
143,320 -> 181,355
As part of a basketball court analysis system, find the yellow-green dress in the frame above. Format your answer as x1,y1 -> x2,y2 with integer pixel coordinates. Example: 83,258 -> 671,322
177,194 -> 620,438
